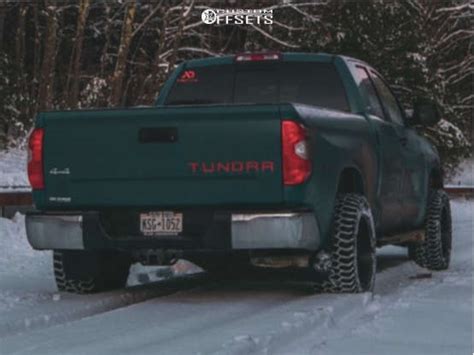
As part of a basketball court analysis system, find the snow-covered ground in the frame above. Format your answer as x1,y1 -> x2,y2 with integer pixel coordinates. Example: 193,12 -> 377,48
0,212 -> 202,337
0,199 -> 471,354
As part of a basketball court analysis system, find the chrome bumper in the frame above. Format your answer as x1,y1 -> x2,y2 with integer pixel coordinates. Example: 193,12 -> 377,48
231,213 -> 319,250
26,212 -> 320,251
26,215 -> 84,250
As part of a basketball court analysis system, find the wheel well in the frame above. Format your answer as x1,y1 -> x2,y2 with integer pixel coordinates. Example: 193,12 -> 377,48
337,168 -> 365,195
430,168 -> 444,189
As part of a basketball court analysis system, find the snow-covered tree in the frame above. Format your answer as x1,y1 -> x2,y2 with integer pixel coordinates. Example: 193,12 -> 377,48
296,0 -> 472,173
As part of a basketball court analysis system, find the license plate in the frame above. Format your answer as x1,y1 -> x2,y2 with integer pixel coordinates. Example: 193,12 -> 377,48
140,211 -> 183,236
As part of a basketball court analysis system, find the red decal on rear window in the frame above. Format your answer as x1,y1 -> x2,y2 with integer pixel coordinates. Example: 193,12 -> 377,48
177,70 -> 197,83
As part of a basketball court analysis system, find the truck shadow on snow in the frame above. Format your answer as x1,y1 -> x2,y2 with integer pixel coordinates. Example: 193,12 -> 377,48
134,251 -> 410,294
375,251 -> 409,272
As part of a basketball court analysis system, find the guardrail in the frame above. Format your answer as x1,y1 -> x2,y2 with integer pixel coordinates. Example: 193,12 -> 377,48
0,186 -> 472,209
0,188 -> 32,217
0,190 -> 32,206
444,186 -> 474,196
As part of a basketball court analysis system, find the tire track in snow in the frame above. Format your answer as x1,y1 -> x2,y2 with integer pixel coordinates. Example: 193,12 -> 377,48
0,273 -> 207,337
212,254 -> 422,355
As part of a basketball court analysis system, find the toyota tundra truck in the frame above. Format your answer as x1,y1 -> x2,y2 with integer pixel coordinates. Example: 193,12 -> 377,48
26,52 -> 452,294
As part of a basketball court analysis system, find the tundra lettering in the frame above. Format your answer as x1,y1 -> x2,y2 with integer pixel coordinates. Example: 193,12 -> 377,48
188,161 -> 275,174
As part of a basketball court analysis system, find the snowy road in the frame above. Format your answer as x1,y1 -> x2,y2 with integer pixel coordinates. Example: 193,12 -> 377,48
0,199 -> 472,355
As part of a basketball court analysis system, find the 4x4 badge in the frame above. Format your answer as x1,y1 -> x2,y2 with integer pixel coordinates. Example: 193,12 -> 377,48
49,168 -> 70,175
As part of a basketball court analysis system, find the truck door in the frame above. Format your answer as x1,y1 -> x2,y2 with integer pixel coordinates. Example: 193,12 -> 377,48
351,65 -> 404,234
369,70 -> 423,231
400,127 -> 427,228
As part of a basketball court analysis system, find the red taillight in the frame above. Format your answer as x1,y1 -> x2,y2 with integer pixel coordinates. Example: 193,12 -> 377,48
27,128 -> 44,189
235,52 -> 280,62
281,120 -> 311,185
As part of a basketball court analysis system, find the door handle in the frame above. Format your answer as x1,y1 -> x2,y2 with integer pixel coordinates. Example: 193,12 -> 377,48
399,136 -> 408,146
138,127 -> 178,143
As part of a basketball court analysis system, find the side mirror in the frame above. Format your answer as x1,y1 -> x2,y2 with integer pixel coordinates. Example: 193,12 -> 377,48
408,99 -> 441,126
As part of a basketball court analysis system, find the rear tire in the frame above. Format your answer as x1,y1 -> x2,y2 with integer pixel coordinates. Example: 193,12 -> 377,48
323,193 -> 377,293
53,250 -> 131,294
408,189 -> 451,270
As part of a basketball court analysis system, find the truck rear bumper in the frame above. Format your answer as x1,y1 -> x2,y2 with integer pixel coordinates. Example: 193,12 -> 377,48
26,215 -> 84,250
231,213 -> 318,249
26,212 -> 320,251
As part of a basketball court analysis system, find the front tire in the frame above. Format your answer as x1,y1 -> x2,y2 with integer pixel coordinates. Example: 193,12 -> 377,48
53,250 -> 131,294
324,194 -> 377,293
408,189 -> 452,270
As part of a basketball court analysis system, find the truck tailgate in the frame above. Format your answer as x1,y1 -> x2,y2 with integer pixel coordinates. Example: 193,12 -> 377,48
39,105 -> 283,208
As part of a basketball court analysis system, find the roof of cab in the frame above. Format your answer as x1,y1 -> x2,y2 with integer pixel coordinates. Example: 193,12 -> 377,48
182,52 -> 338,67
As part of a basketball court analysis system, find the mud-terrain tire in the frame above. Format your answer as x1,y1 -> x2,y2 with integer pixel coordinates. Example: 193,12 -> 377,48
53,250 -> 131,294
408,189 -> 452,270
323,193 -> 377,293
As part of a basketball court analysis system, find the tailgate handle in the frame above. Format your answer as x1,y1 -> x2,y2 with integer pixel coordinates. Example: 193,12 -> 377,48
138,127 -> 178,143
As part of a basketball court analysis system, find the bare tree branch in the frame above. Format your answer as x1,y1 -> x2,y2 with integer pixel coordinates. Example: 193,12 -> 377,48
131,0 -> 163,38
250,24 -> 300,48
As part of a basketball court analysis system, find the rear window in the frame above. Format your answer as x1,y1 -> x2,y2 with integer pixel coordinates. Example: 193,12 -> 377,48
164,62 -> 349,111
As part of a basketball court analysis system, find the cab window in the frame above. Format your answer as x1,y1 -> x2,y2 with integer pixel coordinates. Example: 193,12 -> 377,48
353,65 -> 385,119
370,72 -> 405,126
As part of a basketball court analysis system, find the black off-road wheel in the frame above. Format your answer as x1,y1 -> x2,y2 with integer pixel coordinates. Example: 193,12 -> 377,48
408,189 -> 452,270
322,193 -> 377,293
53,250 -> 131,294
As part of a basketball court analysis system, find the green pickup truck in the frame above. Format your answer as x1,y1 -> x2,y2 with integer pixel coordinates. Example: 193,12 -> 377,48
26,52 -> 452,294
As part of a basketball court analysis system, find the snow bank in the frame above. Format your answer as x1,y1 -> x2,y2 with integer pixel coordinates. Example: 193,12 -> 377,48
447,157 -> 474,186
0,213 -> 49,274
0,213 -> 53,313
0,148 -> 29,190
